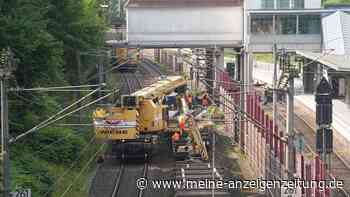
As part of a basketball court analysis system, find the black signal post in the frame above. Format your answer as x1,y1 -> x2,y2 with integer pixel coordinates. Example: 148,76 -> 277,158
315,77 -> 333,170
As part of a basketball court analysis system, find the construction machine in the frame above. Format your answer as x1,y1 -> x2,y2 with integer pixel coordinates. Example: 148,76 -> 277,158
93,76 -> 187,159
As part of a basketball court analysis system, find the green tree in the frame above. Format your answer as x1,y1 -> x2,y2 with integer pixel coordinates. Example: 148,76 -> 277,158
0,0 -> 105,195
323,0 -> 350,5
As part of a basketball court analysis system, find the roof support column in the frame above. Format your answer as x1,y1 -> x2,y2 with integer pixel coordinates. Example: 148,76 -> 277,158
346,77 -> 350,107
244,50 -> 254,92
239,49 -> 245,152
296,15 -> 299,34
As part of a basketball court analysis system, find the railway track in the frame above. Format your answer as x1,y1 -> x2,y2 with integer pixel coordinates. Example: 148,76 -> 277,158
111,163 -> 125,197
90,61 -> 160,197
89,158 -> 124,197
140,59 -> 163,77
174,161 -> 232,197
121,73 -> 142,94
112,162 -> 149,197
272,101 -> 350,197
117,60 -> 162,95
137,60 -> 163,86
293,113 -> 350,197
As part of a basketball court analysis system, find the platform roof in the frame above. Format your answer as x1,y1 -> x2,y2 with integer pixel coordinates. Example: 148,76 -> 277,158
296,50 -> 350,72
127,0 -> 242,7
248,8 -> 350,14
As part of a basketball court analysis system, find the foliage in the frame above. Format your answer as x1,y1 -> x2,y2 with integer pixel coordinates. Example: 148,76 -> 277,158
253,53 -> 273,63
159,63 -> 169,74
226,62 -> 236,79
0,0 -> 105,195
224,48 -> 236,59
11,150 -> 54,196
208,106 -> 225,120
33,127 -> 85,164
323,0 -> 350,5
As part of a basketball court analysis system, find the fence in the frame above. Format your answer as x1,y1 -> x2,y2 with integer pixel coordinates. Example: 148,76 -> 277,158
215,67 -> 331,197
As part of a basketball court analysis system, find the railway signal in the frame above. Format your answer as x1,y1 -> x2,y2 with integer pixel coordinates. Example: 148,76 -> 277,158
315,77 -> 333,125
316,128 -> 333,154
315,77 -> 333,170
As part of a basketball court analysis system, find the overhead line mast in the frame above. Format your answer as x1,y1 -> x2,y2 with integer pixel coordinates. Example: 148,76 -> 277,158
0,48 -> 16,197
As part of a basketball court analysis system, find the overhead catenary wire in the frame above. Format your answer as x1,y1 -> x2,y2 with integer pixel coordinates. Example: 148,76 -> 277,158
43,137 -> 102,197
9,87 -> 102,143
58,143 -> 105,197
199,77 -> 267,87
32,131 -> 87,157
54,123 -> 93,126
10,89 -> 113,92
208,83 -> 350,196
200,79 -> 287,143
10,92 -> 48,106
10,90 -> 117,143
83,60 -> 129,83
34,91 -> 116,130
9,84 -> 106,92
188,46 -> 341,88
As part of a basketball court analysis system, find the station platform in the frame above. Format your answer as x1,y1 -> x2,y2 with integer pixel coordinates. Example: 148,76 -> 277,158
253,62 -> 350,166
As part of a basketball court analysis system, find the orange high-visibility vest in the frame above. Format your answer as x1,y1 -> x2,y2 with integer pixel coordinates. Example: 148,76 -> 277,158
187,95 -> 192,104
178,115 -> 185,130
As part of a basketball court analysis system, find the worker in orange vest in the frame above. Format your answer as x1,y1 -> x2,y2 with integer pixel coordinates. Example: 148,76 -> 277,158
178,115 -> 185,130
202,93 -> 209,107
186,93 -> 193,109
171,132 -> 180,143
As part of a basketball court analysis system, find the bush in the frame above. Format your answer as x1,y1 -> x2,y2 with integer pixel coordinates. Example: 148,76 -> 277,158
33,127 -> 85,164
11,153 -> 53,196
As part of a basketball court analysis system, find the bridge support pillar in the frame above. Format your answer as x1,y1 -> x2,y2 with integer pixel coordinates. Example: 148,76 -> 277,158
159,49 -> 164,64
154,49 -> 160,63
215,48 -> 225,69
245,51 -> 254,92
240,50 -> 254,152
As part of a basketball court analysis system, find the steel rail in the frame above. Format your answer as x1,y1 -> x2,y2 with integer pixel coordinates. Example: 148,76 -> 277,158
122,74 -> 132,94
133,73 -> 143,89
127,74 -> 136,93
111,163 -> 125,197
139,60 -> 162,77
137,162 -> 149,197
292,114 -> 350,197
272,96 -> 350,196
139,63 -> 156,76
142,59 -> 163,76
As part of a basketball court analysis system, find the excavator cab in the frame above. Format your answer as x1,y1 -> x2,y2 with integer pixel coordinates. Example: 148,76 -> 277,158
122,95 -> 138,108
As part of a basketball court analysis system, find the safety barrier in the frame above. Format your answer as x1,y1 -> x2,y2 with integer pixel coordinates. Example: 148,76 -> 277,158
215,67 -> 332,197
